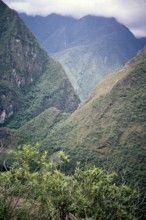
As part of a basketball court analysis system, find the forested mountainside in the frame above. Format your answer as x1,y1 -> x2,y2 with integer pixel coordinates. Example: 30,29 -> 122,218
0,0 -> 80,162
0,1 -> 146,218
20,13 -> 145,99
18,46 -> 146,195
0,0 -> 80,128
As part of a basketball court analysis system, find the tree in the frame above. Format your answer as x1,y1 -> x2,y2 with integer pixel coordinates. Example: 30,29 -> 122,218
0,144 -> 138,219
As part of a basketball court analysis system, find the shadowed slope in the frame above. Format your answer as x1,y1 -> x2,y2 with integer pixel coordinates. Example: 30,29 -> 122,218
0,0 -> 80,128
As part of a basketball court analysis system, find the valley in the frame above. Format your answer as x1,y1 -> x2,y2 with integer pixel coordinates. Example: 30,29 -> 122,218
0,0 -> 146,219
20,13 -> 145,100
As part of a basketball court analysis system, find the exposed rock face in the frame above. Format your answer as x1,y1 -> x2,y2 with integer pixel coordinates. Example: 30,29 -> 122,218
0,110 -> 6,124
0,105 -> 13,124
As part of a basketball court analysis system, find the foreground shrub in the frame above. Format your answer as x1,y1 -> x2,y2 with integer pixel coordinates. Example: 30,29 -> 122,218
0,144 -> 138,219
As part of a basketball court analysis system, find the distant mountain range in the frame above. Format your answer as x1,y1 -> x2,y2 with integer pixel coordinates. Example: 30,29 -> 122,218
20,13 -> 146,99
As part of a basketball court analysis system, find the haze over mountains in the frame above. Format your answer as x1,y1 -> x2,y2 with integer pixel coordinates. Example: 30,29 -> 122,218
20,13 -> 146,99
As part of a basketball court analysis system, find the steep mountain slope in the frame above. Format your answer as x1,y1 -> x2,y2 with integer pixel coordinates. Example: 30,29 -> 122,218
0,1 -> 80,128
18,47 -> 146,192
20,13 -> 145,99
139,37 -> 146,47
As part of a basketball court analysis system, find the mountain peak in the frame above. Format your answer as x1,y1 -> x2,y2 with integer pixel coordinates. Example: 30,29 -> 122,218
81,14 -> 116,21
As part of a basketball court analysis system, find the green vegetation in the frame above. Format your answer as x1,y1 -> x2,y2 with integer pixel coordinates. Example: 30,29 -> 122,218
17,107 -> 69,147
1,2 -> 146,219
0,0 -> 80,129
0,0 -> 49,124
16,47 -> 146,219
0,144 -> 139,219
6,59 -> 80,129
17,47 -> 146,187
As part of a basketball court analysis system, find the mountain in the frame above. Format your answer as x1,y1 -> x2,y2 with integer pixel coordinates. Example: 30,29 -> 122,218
0,0 -> 80,164
19,13 -> 75,53
20,13 -> 145,100
1,3 -> 146,216
0,1 -> 80,129
18,46 -> 146,193
139,37 -> 146,47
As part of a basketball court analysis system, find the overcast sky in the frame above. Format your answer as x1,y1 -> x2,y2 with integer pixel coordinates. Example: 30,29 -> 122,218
3,0 -> 146,38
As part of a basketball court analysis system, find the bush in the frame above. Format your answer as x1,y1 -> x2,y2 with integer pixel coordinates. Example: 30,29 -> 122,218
0,144 -> 138,219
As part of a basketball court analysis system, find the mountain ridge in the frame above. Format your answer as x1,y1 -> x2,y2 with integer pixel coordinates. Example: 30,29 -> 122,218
0,0 -> 80,144
1,2 -> 146,216
20,13 -> 145,99
18,46 -> 146,193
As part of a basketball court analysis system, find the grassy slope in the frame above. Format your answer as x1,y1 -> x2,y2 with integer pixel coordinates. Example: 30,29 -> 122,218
17,107 -> 69,150
18,47 -> 146,190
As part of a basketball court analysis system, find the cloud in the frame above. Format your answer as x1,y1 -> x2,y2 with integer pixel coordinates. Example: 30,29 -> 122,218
3,0 -> 146,37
